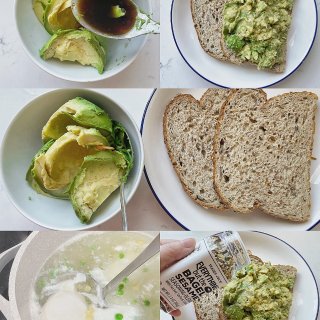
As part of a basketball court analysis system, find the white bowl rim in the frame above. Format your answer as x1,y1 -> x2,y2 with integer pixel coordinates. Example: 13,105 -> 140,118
14,0 -> 150,82
170,0 -> 318,88
0,88 -> 144,230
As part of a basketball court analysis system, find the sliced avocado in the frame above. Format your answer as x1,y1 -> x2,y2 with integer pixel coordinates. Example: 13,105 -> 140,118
26,139 -> 69,199
42,97 -> 113,142
110,5 -> 126,18
33,127 -> 109,191
33,0 -> 50,25
70,151 -> 128,223
44,0 -> 81,34
67,126 -> 110,147
40,29 -> 106,74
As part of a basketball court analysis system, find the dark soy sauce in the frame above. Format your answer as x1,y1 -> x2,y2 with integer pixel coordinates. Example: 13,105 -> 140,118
78,0 -> 138,36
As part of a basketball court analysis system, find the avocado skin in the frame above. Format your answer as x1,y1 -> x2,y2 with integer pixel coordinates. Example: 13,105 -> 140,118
42,97 -> 113,142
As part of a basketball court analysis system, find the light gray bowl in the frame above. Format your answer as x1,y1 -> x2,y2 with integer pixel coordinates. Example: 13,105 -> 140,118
14,0 -> 151,82
0,89 -> 144,230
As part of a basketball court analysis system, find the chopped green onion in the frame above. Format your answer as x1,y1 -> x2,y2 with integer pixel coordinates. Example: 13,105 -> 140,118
144,299 -> 151,306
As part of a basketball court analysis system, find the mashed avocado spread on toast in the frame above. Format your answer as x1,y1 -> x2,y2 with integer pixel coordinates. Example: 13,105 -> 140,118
223,0 -> 294,69
223,262 -> 295,320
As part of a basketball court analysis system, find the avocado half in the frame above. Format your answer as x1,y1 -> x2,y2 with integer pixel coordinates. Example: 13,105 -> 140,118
42,97 -> 113,142
70,150 -> 128,223
26,139 -> 69,199
28,126 -> 110,197
44,0 -> 81,34
33,0 -> 50,25
40,29 -> 106,74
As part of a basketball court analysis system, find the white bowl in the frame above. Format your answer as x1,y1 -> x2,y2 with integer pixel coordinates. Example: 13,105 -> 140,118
14,0 -> 151,82
171,0 -> 318,88
0,89 -> 144,230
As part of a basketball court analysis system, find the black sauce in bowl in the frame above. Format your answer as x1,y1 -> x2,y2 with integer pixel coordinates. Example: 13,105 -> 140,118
77,0 -> 138,36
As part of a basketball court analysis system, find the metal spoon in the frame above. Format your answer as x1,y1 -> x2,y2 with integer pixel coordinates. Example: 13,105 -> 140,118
95,146 -> 128,231
120,182 -> 128,231
40,234 -> 160,308
71,0 -> 160,39
101,233 -> 159,301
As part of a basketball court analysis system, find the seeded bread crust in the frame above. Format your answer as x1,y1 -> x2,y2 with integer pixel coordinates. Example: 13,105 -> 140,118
213,91 -> 318,222
163,89 -> 233,209
191,0 -> 228,61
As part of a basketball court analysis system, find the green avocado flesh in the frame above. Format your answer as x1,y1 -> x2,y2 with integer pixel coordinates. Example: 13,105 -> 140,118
26,98 -> 133,224
32,127 -> 108,192
40,29 -> 106,74
70,151 -> 127,223
223,263 -> 295,320
42,97 -> 113,141
33,0 -> 50,25
26,139 -> 69,199
44,0 -> 81,34
223,0 -> 294,69
110,5 -> 126,18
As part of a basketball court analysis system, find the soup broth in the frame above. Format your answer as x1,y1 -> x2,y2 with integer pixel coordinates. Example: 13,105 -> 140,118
31,232 -> 160,320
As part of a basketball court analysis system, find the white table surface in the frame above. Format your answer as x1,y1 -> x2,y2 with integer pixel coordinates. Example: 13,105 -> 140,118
160,0 -> 320,88
160,231 -> 320,320
0,1 -> 159,88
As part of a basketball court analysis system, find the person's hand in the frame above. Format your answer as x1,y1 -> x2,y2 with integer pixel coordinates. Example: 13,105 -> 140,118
160,238 -> 196,317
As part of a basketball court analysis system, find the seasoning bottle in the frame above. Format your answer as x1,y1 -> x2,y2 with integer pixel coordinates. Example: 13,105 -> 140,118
160,231 -> 251,313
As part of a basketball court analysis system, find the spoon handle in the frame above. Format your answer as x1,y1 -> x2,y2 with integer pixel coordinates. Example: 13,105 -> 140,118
103,234 -> 160,296
120,183 -> 128,231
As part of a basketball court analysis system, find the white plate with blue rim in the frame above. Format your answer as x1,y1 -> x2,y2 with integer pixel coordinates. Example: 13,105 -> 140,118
170,0 -> 318,88
159,231 -> 319,320
141,88 -> 320,231
14,0 -> 155,82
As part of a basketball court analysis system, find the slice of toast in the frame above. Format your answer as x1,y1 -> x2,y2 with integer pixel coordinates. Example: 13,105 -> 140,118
163,89 -> 232,209
191,0 -> 293,73
194,254 -> 297,320
191,0 -> 228,61
213,91 -> 318,222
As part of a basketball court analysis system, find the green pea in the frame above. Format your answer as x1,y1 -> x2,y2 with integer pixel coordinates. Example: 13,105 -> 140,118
115,314 -> 123,320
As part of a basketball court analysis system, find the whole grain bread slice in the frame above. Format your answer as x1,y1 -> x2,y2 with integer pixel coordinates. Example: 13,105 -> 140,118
191,0 -> 228,61
163,89 -> 232,209
213,91 -> 318,222
191,0 -> 293,72
194,254 -> 297,320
